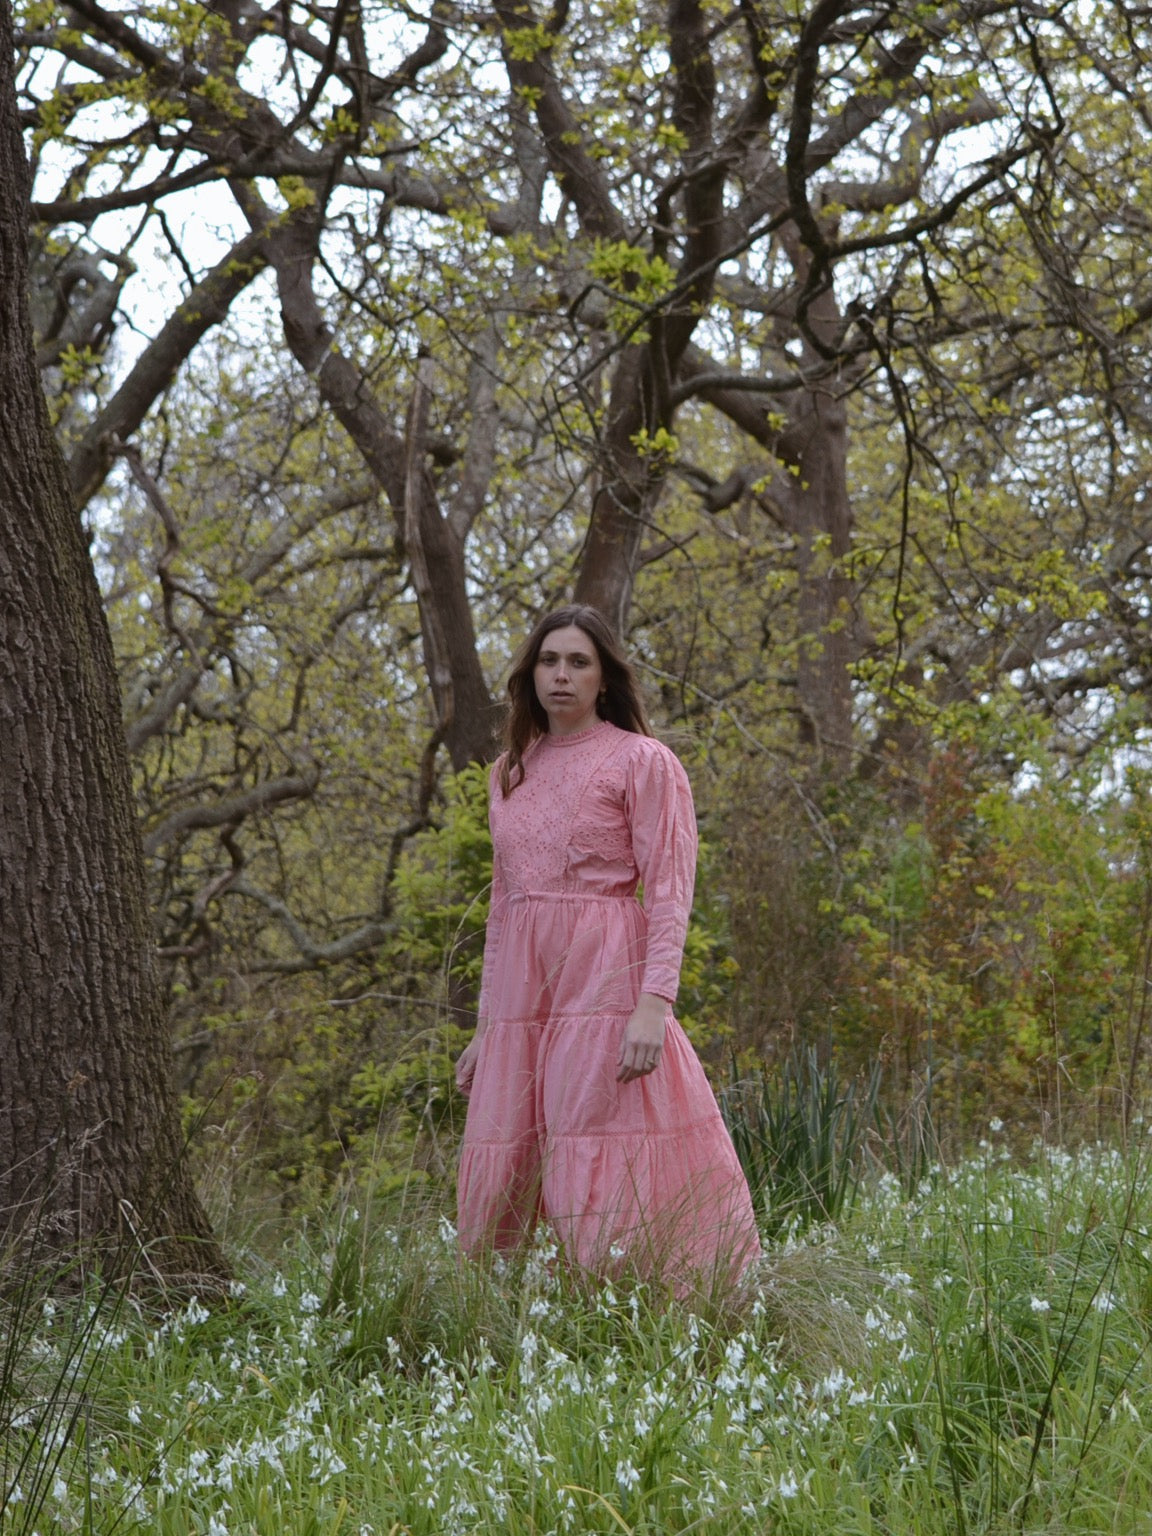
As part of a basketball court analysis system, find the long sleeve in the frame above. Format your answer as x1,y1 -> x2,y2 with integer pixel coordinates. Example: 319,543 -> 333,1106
475,764 -> 508,1028
624,739 -> 698,1004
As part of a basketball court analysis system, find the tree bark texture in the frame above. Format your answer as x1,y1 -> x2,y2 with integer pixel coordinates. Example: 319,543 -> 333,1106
0,0 -> 226,1284
572,348 -> 655,635
777,382 -> 856,777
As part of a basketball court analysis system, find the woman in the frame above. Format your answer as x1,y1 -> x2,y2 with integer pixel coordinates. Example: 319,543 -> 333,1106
456,606 -> 760,1291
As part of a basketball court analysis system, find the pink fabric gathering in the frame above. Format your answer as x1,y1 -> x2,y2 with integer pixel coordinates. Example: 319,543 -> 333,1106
456,718 -> 760,1292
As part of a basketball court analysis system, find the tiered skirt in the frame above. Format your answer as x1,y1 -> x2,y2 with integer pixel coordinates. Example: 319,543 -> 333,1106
457,891 -> 760,1289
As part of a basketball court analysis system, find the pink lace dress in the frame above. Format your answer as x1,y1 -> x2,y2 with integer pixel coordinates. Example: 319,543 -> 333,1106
456,719 -> 760,1288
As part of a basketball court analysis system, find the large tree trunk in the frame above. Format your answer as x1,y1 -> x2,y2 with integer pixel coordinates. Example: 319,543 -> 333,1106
0,0 -> 226,1286
777,382 -> 856,779
572,348 -> 655,634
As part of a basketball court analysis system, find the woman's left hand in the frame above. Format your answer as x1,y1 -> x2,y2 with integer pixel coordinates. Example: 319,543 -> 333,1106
455,1036 -> 482,1097
616,993 -> 668,1083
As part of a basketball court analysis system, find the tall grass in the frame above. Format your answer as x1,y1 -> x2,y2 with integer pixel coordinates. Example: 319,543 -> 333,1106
4,1131 -> 1152,1533
720,1046 -> 880,1236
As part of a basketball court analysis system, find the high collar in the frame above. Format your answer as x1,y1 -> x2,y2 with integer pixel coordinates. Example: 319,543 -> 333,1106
538,717 -> 613,747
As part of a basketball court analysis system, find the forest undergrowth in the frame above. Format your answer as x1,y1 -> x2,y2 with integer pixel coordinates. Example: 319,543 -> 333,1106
5,1111 -> 1152,1536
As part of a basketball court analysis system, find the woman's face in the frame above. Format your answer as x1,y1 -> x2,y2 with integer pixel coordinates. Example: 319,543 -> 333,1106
533,624 -> 604,736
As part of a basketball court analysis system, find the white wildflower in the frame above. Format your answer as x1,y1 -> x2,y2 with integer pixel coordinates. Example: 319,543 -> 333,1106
1115,1390 -> 1141,1422
615,1458 -> 641,1491
313,1444 -> 347,1483
1030,1296 -> 1051,1314
864,1307 -> 907,1341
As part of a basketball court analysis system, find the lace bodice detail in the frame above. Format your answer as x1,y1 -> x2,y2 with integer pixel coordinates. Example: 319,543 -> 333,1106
480,720 -> 698,1009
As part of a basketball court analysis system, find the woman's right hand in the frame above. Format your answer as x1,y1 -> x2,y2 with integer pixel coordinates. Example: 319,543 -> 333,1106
455,1036 -> 482,1097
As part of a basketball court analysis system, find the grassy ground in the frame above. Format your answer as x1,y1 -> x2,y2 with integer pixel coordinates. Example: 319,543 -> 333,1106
4,1129 -> 1152,1534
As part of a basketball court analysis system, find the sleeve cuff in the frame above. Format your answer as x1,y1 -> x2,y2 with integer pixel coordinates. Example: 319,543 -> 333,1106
639,968 -> 680,1006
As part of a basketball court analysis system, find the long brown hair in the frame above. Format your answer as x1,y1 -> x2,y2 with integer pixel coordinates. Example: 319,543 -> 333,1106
498,605 -> 651,795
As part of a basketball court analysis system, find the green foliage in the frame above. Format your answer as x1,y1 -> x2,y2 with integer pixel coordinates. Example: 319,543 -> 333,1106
832,718 -> 1144,1125
500,22 -> 557,60
587,239 -> 676,335
391,764 -> 494,994
175,770 -> 497,1190
670,836 -> 740,1052
713,701 -> 1152,1138
720,1046 -> 880,1238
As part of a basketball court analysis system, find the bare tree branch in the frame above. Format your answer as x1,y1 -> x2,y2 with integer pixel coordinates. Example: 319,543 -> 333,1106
142,771 -> 321,855
70,229 -> 269,508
